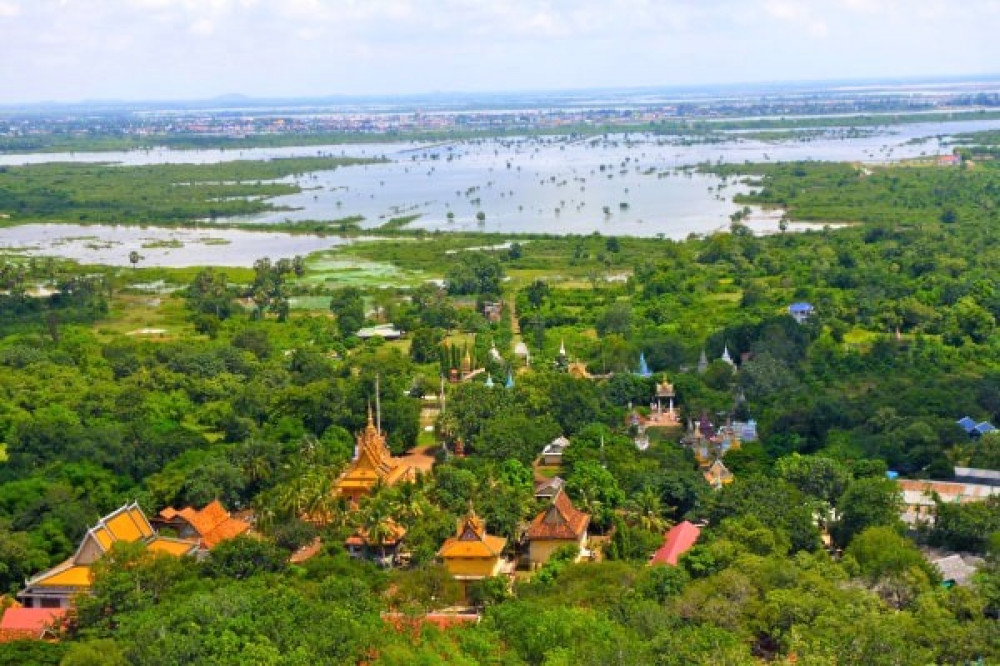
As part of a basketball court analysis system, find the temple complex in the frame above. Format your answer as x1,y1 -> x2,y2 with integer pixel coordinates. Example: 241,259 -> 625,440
333,407 -> 416,504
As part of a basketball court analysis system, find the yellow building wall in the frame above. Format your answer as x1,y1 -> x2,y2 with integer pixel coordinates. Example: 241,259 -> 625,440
529,538 -> 582,567
442,556 -> 501,579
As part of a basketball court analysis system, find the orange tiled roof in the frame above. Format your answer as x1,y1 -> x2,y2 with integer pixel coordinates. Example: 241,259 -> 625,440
334,410 -> 414,498
439,509 -> 506,558
202,517 -> 252,549
25,559 -> 92,589
526,491 -> 590,541
159,500 -> 251,549
147,537 -> 199,557
104,506 -> 154,542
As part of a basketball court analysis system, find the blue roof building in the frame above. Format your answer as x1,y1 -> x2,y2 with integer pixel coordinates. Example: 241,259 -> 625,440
957,416 -> 977,433
975,422 -> 997,436
957,416 -> 996,438
788,302 -> 814,324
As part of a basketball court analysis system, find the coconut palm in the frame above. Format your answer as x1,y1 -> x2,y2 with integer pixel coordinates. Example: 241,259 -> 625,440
623,487 -> 672,534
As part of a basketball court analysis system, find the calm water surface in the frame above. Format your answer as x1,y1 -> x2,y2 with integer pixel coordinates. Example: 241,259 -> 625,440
0,224 -> 352,267
2,118 -> 999,262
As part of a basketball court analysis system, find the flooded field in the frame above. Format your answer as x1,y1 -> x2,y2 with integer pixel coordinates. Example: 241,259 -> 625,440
1,118 -> 999,264
0,224 -> 353,267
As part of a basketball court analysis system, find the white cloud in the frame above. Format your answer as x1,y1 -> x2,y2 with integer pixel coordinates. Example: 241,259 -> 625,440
0,1 -> 21,18
188,18 -> 214,36
0,0 -> 996,102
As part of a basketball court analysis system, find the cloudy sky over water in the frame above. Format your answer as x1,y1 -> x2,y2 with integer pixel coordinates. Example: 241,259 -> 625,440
0,0 -> 997,103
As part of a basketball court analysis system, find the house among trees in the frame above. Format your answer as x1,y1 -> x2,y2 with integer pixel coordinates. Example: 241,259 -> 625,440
897,478 -> 1000,526
650,521 -> 701,567
152,499 -> 252,554
438,507 -> 509,581
541,436 -> 570,466
0,606 -> 67,643
788,302 -> 814,324
334,407 -> 416,504
346,519 -> 408,567
525,490 -> 590,567
19,502 -> 198,609
956,416 -> 997,439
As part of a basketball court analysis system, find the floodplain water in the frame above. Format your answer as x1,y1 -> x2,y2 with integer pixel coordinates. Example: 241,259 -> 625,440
2,117 -> 1000,265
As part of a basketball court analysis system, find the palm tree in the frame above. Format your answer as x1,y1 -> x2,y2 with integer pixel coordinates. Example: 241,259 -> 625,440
623,487 -> 672,534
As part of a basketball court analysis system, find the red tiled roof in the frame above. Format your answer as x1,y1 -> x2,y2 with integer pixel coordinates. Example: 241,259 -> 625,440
0,608 -> 67,642
381,612 -> 480,633
650,521 -> 700,566
526,491 -> 590,541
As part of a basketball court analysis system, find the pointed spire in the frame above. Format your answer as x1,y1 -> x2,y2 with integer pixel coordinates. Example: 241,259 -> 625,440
375,374 -> 382,435
505,370 -> 515,389
698,348 -> 708,374
637,351 -> 651,378
721,344 -> 734,367
367,401 -> 374,427
559,338 -> 567,357
485,373 -> 495,388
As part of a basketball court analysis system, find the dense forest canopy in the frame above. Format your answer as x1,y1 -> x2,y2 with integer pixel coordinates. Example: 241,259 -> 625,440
1,141 -> 1000,663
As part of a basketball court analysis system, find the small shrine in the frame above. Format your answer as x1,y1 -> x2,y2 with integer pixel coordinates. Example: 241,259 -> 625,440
646,376 -> 679,427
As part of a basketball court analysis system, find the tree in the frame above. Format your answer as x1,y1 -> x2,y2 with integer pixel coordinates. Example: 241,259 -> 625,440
409,327 -> 443,364
930,495 -> 1000,553
525,279 -> 550,310
330,287 -> 366,338
128,251 -> 141,270
201,535 -> 288,580
834,477 -> 903,547
775,453 -> 850,504
187,268 -> 233,320
249,257 -> 293,321
566,460 -> 624,531
445,252 -> 504,296
595,301 -> 632,338
845,526 -> 936,584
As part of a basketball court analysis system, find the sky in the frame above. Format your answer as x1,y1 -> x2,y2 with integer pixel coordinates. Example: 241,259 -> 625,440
0,0 -> 997,104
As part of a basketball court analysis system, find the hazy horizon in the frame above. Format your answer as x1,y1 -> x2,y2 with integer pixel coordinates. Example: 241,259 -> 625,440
1,0 -> 998,106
